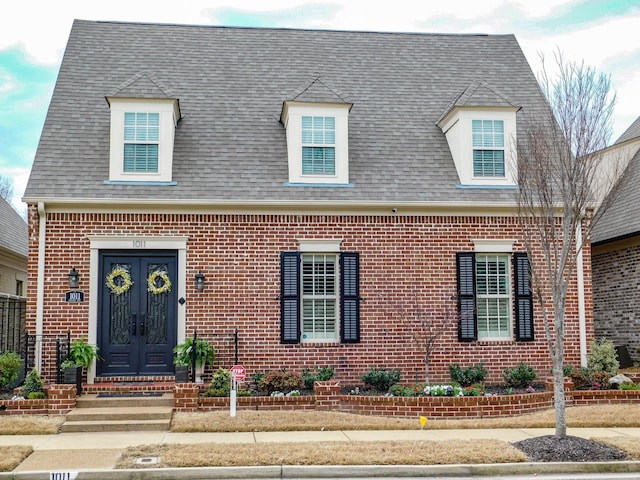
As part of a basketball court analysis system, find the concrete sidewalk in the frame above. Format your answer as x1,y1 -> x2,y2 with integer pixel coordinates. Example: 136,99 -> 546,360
2,427 -> 640,478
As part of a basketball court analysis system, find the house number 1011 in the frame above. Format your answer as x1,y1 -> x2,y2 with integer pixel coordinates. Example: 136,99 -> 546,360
132,240 -> 146,248
50,473 -> 78,480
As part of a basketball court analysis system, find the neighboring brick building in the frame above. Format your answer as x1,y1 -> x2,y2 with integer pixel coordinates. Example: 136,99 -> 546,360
592,116 -> 640,366
24,20 -> 592,386
0,196 -> 27,297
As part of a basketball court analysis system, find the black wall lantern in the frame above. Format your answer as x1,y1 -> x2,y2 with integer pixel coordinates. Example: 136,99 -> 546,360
68,268 -> 80,289
194,271 -> 205,290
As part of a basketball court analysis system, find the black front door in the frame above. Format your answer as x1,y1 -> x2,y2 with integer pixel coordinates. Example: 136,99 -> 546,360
98,251 -> 177,376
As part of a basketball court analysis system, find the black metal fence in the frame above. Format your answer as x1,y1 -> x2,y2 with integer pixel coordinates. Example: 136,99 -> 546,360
188,329 -> 239,382
22,332 -> 71,384
0,294 -> 26,356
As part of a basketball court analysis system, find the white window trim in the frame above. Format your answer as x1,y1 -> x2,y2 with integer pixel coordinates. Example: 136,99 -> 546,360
439,107 -> 517,187
473,239 -> 515,253
282,101 -> 350,185
475,253 -> 513,341
298,239 -> 342,252
107,98 -> 179,182
472,240 -> 516,340
301,252 -> 340,342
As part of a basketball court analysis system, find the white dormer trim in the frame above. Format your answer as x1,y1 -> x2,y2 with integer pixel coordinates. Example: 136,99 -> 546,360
107,98 -> 180,183
282,101 -> 350,185
438,107 -> 518,187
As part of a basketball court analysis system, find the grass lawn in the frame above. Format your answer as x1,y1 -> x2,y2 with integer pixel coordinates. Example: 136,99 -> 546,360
2,404 -> 640,471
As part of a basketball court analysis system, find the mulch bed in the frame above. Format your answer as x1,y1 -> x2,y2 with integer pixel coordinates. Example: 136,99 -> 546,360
513,435 -> 629,462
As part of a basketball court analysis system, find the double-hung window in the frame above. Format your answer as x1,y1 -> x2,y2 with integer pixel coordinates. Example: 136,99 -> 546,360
123,112 -> 159,173
472,119 -> 505,177
302,254 -> 338,340
457,251 -> 533,342
302,116 -> 335,175
281,250 -> 360,344
475,254 -> 510,339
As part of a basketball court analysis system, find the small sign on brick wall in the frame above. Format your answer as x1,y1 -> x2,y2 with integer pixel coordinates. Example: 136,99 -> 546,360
65,290 -> 85,302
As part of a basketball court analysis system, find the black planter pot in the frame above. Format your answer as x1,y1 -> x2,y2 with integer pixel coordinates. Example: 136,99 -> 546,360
63,365 -> 83,395
175,365 -> 189,383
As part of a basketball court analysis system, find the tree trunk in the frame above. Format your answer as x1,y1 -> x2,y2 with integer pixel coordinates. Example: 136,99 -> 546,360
553,361 -> 567,438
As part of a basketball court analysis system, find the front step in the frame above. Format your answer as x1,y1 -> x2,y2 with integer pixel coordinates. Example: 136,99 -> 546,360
62,393 -> 174,433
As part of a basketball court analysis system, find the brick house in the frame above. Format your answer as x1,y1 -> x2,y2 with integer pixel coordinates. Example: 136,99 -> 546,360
592,116 -> 640,366
23,20 -> 592,386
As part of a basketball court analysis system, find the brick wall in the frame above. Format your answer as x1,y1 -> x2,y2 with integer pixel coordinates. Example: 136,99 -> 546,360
27,210 -> 592,385
592,241 -> 640,365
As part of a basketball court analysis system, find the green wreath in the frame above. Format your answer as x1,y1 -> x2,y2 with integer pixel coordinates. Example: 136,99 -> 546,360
148,270 -> 172,295
106,266 -> 133,296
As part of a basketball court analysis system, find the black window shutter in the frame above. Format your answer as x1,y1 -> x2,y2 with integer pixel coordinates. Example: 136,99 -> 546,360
513,252 -> 534,341
280,252 -> 301,344
456,252 -> 477,341
340,252 -> 360,343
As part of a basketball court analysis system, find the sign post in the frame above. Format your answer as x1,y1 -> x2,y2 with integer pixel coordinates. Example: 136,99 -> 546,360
229,365 -> 245,417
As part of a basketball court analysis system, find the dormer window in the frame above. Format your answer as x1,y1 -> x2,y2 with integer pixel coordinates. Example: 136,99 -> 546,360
438,109 -> 517,187
472,119 -> 505,177
281,101 -> 351,185
302,116 -> 336,175
106,98 -> 180,183
123,112 -> 159,173
437,81 -> 520,188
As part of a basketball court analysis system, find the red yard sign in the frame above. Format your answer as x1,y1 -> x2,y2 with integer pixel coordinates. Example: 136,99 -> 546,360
230,365 -> 246,381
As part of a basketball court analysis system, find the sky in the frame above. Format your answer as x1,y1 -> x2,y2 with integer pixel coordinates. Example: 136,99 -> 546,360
1,0 -> 639,217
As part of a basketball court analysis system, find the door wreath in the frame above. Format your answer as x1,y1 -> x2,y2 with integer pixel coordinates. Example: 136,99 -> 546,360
148,269 -> 172,295
106,266 -> 133,296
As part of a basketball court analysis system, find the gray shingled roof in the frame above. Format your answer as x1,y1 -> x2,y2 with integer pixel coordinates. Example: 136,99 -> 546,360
25,20 -> 551,206
0,196 -> 28,258
614,116 -> 640,145
592,116 -> 640,244
592,147 -> 640,244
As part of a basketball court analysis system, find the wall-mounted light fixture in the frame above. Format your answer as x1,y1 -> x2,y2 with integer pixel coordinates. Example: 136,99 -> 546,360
194,271 -> 205,290
68,268 -> 80,289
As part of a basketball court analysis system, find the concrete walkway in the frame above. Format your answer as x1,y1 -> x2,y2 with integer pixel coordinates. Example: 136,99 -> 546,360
2,427 -> 640,478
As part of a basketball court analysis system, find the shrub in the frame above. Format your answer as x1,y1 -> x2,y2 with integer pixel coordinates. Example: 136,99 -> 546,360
28,392 -> 46,399
205,368 -> 231,397
503,363 -> 537,388
620,383 -> 640,391
0,352 -> 22,389
361,367 -> 401,392
587,338 -> 619,376
569,368 -> 589,389
449,363 -> 487,387
590,370 -> 612,390
258,370 -> 303,395
302,367 -> 335,389
23,369 -> 45,397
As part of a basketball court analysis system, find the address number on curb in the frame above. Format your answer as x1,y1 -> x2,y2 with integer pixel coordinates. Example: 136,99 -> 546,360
50,473 -> 78,480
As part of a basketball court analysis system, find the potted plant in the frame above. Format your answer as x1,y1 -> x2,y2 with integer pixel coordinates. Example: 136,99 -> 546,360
61,337 -> 100,394
173,337 -> 215,383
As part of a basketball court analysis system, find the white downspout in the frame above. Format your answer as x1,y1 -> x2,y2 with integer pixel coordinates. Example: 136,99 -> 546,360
576,221 -> 587,367
35,202 -> 47,371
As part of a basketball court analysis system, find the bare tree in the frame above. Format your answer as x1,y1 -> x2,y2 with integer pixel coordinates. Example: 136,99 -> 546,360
516,51 -> 623,438
385,292 -> 458,384
0,175 -> 13,202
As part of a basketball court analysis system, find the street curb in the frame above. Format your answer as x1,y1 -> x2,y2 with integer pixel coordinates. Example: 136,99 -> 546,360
3,461 -> 640,479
